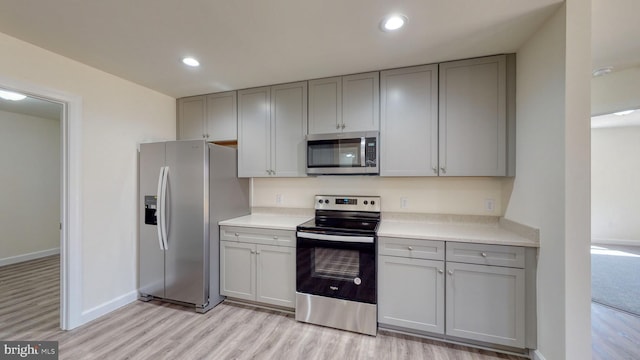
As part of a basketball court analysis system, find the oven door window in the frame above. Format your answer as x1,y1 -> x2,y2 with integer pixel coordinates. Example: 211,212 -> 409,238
307,138 -> 362,168
313,248 -> 360,280
296,237 -> 376,304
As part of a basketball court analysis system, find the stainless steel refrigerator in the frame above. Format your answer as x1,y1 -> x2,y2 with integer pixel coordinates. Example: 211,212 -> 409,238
138,140 -> 249,312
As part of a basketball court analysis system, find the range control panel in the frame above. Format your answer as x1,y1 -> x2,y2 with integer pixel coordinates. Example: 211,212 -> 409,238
314,195 -> 381,212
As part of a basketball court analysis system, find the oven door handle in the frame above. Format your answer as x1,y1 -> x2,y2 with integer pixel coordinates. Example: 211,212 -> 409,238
297,231 -> 374,244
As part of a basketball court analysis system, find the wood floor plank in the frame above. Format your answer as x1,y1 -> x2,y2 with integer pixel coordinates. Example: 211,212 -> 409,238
4,255 -> 638,359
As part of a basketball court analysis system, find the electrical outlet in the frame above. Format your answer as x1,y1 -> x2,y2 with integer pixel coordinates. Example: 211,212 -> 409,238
484,198 -> 495,212
275,194 -> 283,205
400,197 -> 408,209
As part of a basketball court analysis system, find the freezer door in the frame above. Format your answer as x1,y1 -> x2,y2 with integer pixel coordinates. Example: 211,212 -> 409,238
139,142 -> 166,298
164,140 -> 209,306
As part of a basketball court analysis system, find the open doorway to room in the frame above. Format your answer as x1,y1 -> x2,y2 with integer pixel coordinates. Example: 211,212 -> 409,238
590,111 -> 640,360
0,89 -> 63,338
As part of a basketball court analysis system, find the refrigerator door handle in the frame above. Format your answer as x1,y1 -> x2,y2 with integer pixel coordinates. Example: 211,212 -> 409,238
160,166 -> 169,250
156,166 -> 166,250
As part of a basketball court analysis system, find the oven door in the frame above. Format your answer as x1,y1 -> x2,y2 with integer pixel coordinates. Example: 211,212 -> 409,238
296,231 -> 376,304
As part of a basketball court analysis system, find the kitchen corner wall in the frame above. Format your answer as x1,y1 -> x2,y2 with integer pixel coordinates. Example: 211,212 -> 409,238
252,176 -> 507,216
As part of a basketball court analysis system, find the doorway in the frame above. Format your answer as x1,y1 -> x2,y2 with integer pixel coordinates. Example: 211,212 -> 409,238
0,78 -> 83,330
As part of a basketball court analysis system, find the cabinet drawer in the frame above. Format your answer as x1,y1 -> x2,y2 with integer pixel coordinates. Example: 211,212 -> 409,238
446,242 -> 524,268
379,237 -> 444,260
220,226 -> 295,247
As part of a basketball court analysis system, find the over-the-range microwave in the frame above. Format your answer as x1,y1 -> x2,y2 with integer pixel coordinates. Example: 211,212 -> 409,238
306,131 -> 379,175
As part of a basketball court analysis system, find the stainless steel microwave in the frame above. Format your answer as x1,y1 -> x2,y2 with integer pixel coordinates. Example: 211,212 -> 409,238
306,131 -> 379,175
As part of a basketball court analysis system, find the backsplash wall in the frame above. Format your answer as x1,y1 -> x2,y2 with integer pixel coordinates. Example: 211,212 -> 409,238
252,177 -> 507,216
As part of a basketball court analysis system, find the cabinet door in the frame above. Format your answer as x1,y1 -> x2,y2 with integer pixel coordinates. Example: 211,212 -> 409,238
271,82 -> 308,177
378,256 -> 445,334
220,241 -> 256,301
177,96 -> 206,140
206,91 -> 237,141
445,262 -> 525,348
439,55 -> 507,176
308,77 -> 342,134
238,87 -> 271,177
342,72 -> 379,132
380,65 -> 438,176
256,245 -> 295,308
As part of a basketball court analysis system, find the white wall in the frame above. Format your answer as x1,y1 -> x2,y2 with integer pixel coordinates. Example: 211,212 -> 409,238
592,126 -> 640,244
0,31 -> 176,319
505,1 -> 591,359
253,177 -> 505,216
0,110 -> 60,264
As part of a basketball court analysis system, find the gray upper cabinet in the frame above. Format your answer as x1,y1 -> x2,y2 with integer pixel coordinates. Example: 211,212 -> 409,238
438,55 -> 515,176
177,95 -> 206,140
177,92 -> 237,141
238,86 -> 271,177
308,77 -> 342,134
380,65 -> 439,176
206,91 -> 237,141
308,72 -> 379,134
238,82 -> 307,177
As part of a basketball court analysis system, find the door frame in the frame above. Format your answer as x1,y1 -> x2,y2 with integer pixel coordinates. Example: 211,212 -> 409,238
0,75 -> 83,330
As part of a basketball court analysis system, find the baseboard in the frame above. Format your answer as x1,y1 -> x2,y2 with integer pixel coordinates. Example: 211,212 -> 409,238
592,238 -> 640,247
0,248 -> 60,267
80,290 -> 138,325
532,349 -> 546,360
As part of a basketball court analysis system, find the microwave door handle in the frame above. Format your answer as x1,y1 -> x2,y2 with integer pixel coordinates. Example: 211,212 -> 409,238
360,137 -> 366,167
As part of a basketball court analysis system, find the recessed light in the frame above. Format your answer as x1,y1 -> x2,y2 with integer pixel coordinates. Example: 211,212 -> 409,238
592,66 -> 613,77
0,89 -> 27,101
613,109 -> 635,116
380,14 -> 408,32
182,57 -> 200,67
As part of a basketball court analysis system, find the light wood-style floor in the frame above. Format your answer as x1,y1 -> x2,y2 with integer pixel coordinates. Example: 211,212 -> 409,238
1,255 -> 525,360
2,255 -> 638,359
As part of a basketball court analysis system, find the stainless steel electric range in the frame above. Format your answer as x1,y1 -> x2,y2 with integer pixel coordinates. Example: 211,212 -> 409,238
295,195 -> 380,336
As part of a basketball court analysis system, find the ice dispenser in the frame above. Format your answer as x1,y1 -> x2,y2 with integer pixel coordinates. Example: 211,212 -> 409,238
144,196 -> 158,225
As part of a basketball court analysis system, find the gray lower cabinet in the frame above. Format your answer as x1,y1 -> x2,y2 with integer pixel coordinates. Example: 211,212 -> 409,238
378,255 -> 445,333
445,261 -> 525,348
220,226 -> 296,309
378,237 -> 533,351
378,237 -> 446,333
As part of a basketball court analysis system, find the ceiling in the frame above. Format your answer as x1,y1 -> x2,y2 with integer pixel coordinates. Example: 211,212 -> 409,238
0,0 -> 565,99
0,95 -> 62,120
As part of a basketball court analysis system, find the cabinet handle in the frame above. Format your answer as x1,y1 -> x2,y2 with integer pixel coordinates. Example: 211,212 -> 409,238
206,133 -> 210,138
432,167 -> 438,174
234,233 -> 239,237
440,167 -> 447,174
202,134 -> 206,139
408,246 -> 413,251
438,269 -> 444,274
250,250 -> 255,254
273,236 -> 278,240
448,270 -> 453,275
481,252 -> 487,257
341,124 -> 346,129
336,124 -> 340,129
256,250 -> 260,255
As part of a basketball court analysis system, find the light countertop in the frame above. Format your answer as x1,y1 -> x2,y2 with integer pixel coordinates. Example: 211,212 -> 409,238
219,213 -> 312,231
219,210 -> 539,247
378,220 -> 539,247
